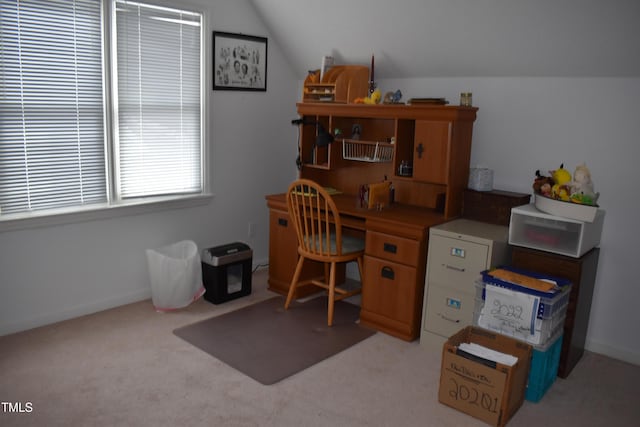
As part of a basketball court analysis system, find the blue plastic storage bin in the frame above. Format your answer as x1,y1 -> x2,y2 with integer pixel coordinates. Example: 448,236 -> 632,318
526,332 -> 563,402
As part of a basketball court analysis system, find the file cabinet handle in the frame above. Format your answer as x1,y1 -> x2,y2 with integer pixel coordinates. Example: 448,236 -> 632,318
383,243 -> 397,254
438,313 -> 460,323
444,264 -> 465,272
278,218 -> 288,227
381,266 -> 395,280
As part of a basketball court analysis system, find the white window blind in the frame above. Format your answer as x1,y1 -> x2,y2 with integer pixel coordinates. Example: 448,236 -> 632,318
0,0 -> 107,215
114,0 -> 202,198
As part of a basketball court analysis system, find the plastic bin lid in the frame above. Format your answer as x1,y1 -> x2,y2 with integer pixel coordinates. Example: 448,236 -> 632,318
481,265 -> 571,298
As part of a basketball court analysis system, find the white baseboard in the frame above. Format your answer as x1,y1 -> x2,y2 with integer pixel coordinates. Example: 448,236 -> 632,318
0,287 -> 151,337
1,259 -> 272,337
586,338 -> 640,366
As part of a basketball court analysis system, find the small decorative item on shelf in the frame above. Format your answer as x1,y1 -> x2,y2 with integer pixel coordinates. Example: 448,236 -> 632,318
398,160 -> 413,176
460,92 -> 473,106
369,55 -> 376,95
383,90 -> 403,104
351,124 -> 361,140
468,167 -> 494,191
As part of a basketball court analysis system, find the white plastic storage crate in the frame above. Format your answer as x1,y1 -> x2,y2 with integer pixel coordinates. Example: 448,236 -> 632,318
473,266 -> 571,346
509,204 -> 604,258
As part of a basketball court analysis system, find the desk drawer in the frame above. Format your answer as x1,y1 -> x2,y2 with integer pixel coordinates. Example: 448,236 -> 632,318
362,256 -> 417,325
365,231 -> 420,267
428,235 -> 488,293
423,285 -> 475,339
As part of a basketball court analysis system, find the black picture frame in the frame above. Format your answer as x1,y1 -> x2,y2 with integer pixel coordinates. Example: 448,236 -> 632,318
213,31 -> 267,91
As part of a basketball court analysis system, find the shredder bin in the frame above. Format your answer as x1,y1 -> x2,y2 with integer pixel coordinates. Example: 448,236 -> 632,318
146,240 -> 205,311
201,242 -> 252,304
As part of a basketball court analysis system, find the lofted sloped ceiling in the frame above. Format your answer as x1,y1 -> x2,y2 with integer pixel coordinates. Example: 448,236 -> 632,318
248,0 -> 640,79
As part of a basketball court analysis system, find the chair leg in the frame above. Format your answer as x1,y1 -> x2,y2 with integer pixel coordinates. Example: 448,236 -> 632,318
327,261 -> 337,326
323,263 -> 330,295
285,256 -> 305,309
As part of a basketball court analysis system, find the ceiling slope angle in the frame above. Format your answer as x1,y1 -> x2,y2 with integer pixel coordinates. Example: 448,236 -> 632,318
249,0 -> 640,79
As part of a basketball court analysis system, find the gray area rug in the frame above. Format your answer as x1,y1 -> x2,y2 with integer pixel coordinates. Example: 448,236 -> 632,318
173,296 -> 376,385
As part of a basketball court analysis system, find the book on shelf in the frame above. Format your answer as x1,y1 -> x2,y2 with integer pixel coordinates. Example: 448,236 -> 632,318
407,97 -> 449,105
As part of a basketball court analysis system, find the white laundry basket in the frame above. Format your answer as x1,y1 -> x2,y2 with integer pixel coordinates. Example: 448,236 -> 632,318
146,240 -> 205,311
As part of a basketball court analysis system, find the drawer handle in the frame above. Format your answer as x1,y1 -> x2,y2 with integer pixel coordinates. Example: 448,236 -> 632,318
438,313 -> 460,323
381,266 -> 395,280
383,243 -> 397,254
278,218 -> 288,227
444,264 -> 465,272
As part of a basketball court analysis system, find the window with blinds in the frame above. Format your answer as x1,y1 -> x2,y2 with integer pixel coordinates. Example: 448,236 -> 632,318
0,0 -> 203,218
0,0 -> 107,214
114,0 -> 202,198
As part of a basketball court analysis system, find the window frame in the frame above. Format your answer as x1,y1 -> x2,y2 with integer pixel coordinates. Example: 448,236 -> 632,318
0,0 -> 210,233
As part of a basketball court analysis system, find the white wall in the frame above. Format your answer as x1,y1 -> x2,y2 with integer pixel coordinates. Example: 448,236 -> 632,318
0,0 -> 300,335
379,76 -> 640,364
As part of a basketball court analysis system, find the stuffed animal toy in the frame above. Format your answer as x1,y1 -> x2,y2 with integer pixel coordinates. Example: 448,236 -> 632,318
364,88 -> 382,104
569,163 -> 599,205
550,163 -> 572,201
383,89 -> 403,104
533,170 -> 554,196
355,88 -> 382,105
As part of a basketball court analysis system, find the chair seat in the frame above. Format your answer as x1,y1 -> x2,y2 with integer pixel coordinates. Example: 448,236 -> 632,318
303,233 -> 365,256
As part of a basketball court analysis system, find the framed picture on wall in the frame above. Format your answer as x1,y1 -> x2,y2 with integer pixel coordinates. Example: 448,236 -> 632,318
213,31 -> 267,91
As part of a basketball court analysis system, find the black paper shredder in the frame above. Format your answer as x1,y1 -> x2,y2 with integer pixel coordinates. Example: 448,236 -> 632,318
201,242 -> 252,304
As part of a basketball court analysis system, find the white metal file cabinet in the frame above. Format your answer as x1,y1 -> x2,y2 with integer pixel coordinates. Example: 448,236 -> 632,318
420,219 -> 510,350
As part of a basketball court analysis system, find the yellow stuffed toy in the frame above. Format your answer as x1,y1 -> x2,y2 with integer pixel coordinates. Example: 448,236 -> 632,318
550,163 -> 572,201
354,88 -> 382,104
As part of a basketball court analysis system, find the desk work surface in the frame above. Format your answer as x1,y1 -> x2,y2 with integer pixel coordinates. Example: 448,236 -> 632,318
266,192 -> 448,238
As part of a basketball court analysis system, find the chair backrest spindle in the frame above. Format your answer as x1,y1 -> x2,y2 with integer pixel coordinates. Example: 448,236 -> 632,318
287,179 -> 344,257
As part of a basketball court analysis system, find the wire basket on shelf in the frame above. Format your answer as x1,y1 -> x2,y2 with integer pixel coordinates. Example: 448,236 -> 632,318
342,139 -> 394,163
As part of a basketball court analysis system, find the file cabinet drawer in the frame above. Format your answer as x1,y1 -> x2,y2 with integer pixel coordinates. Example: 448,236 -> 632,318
423,285 -> 475,339
365,230 -> 420,267
362,255 -> 417,325
428,235 -> 488,292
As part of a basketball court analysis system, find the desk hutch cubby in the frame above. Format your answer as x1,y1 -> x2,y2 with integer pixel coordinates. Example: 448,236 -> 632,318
266,103 -> 478,341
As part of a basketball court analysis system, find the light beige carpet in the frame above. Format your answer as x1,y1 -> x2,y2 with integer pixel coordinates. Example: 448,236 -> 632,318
1,268 -> 638,427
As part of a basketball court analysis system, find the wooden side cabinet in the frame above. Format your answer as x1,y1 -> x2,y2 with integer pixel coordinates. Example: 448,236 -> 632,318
360,227 -> 426,341
266,197 -> 325,298
511,246 -> 600,378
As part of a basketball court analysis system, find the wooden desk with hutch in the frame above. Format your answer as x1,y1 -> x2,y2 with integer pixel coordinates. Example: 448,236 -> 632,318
266,102 -> 478,341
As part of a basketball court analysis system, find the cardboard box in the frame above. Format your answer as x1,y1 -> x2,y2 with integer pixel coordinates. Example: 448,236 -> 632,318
439,326 -> 532,427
